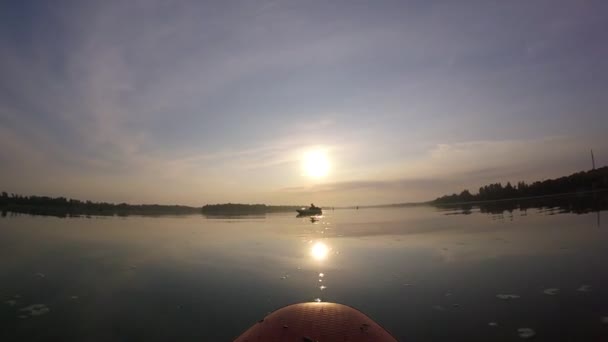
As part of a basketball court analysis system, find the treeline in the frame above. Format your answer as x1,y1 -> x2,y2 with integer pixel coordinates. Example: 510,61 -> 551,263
201,203 -> 300,215
0,192 -> 201,218
433,166 -> 608,204
0,192 -> 304,218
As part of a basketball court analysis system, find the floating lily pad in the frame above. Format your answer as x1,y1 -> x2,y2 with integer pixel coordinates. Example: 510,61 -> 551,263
497,294 -> 520,300
577,285 -> 591,292
543,288 -> 559,295
517,328 -> 535,339
20,304 -> 50,316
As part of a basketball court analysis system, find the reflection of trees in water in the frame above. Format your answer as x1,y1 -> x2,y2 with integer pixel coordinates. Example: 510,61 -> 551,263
436,191 -> 608,218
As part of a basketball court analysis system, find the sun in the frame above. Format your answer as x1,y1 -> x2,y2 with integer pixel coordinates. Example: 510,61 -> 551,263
302,149 -> 330,178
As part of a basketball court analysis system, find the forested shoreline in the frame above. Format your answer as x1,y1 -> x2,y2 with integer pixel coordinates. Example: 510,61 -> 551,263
433,166 -> 608,204
0,193 -> 201,217
0,193 -> 302,218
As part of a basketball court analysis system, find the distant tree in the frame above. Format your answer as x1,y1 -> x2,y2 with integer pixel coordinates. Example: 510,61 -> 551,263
433,166 -> 608,204
459,190 -> 473,201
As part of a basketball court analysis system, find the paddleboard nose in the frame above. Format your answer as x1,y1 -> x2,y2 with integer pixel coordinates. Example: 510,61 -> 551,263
234,302 -> 398,342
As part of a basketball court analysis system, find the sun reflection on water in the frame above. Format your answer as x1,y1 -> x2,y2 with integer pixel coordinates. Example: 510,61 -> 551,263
311,241 -> 329,261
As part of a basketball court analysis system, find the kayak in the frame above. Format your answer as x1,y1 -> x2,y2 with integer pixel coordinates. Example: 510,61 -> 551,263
296,207 -> 322,216
234,302 -> 397,341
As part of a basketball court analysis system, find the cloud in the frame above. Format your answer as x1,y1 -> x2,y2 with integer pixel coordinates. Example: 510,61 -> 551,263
1,1 -> 607,205
273,135 -> 608,205
280,178 -> 447,194
400,136 -> 603,182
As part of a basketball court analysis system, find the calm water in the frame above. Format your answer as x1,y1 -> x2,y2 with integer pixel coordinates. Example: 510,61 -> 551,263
1,206 -> 608,341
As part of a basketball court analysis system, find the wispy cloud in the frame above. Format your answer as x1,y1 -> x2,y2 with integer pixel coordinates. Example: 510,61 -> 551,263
273,135 -> 607,204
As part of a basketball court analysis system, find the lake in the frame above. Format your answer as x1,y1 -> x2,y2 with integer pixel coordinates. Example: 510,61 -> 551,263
1,205 -> 608,341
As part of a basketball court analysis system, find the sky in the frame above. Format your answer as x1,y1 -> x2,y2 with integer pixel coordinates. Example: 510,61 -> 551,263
1,0 -> 607,206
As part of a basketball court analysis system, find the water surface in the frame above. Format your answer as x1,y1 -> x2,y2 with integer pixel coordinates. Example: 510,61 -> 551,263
1,206 -> 608,341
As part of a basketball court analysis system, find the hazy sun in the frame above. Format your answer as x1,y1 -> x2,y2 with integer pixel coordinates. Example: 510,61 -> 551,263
302,149 -> 330,178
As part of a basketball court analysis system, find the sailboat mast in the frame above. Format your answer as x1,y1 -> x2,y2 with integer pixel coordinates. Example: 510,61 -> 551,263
591,149 -> 596,170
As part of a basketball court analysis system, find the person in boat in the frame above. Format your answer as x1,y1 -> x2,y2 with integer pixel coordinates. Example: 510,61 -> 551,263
310,203 -> 317,209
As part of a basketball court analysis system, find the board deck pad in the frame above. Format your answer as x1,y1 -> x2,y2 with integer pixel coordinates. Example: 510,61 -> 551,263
234,302 -> 398,342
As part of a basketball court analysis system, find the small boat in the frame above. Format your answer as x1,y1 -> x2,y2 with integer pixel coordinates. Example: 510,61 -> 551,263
296,207 -> 322,216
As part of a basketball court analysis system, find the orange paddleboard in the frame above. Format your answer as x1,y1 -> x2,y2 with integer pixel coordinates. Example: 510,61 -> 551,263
234,302 -> 398,342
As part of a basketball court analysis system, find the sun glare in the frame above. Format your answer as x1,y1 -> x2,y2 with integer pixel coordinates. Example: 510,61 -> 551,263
311,241 -> 329,261
302,149 -> 330,178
